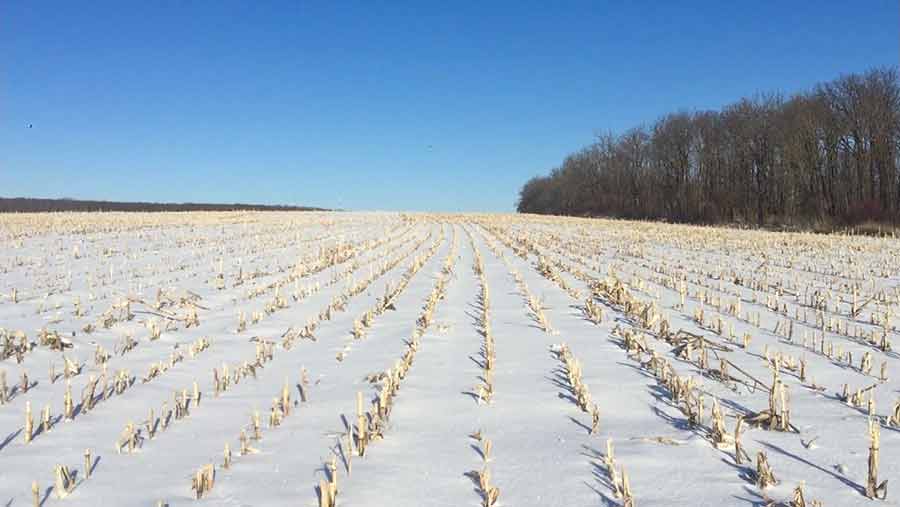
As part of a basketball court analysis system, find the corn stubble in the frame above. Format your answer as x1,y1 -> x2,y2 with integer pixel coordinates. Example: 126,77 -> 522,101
468,431 -> 500,507
866,418 -> 888,499
603,439 -> 634,507
317,232 -> 457,505
5,213 -> 900,505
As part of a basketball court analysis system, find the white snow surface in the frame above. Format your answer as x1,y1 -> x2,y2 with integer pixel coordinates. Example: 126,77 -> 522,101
0,211 -> 897,506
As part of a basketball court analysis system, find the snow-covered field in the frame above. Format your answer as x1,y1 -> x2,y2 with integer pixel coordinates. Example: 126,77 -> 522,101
0,211 -> 898,506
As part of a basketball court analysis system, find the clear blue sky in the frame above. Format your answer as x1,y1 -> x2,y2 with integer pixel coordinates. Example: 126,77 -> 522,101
2,1 -> 897,211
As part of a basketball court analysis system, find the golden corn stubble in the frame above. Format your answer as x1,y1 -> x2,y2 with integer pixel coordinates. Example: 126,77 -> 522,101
591,404 -> 601,435
755,451 -> 777,489
84,448 -> 92,479
252,410 -> 262,440
117,421 -> 139,454
344,431 -> 353,475
42,404 -> 51,434
0,370 -> 7,404
191,464 -> 215,499
239,429 -> 254,455
476,466 -> 500,507
481,438 -> 492,463
327,456 -> 339,498
620,467 -> 634,507
318,479 -> 335,507
866,418 -> 888,499
734,417 -> 750,465
710,398 -> 729,448
146,407 -> 157,439
889,399 -> 900,427
24,401 -> 33,443
604,438 -> 616,470
160,401 -> 170,431
281,377 -> 291,416
54,464 -> 74,498
355,392 -> 367,457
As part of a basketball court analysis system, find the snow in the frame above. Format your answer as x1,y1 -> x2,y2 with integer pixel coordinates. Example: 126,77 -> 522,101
0,212 -> 898,506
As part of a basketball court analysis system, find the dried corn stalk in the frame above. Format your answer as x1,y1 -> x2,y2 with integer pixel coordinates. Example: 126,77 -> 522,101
755,451 -> 777,489
54,464 -> 74,498
191,464 -> 215,499
866,418 -> 888,499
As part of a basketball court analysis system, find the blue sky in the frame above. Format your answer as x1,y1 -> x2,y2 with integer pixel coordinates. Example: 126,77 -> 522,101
1,1 -> 897,211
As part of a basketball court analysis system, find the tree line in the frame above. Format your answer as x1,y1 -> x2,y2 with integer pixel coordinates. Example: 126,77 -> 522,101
517,67 -> 900,228
0,197 -> 328,213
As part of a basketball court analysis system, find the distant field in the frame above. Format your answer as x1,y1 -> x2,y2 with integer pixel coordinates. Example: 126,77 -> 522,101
0,212 -> 897,506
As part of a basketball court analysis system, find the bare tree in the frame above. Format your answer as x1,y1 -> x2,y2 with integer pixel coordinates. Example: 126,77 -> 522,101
516,66 -> 900,230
